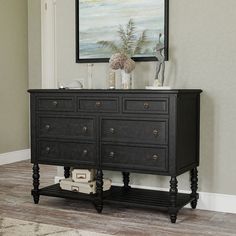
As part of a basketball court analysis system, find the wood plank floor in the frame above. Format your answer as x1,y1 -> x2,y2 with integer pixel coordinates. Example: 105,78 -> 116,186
0,161 -> 236,236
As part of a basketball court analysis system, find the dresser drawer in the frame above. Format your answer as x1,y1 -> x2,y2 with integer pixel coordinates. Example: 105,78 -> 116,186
38,140 -> 96,164
123,98 -> 168,114
37,97 -> 75,112
101,144 -> 168,172
101,118 -> 168,145
38,116 -> 95,140
77,97 -> 118,113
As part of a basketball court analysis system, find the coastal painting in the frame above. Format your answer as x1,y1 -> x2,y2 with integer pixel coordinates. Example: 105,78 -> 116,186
76,0 -> 168,62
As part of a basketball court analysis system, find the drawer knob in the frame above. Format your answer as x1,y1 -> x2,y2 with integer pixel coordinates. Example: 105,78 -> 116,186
153,154 -> 159,160
144,102 -> 150,109
109,151 -> 115,158
95,101 -> 102,108
52,101 -> 58,106
45,124 -> 50,130
82,126 -> 88,133
83,149 -> 88,155
153,129 -> 159,136
109,128 -> 115,134
46,147 -> 51,153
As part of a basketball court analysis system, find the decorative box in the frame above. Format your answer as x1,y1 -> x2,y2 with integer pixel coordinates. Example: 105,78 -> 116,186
72,169 -> 95,183
60,178 -> 112,194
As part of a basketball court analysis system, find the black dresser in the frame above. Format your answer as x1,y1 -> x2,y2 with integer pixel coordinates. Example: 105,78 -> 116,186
28,89 -> 202,223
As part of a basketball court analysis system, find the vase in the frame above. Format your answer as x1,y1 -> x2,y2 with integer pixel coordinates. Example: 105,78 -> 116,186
87,63 -> 94,89
121,70 -> 132,89
108,69 -> 116,89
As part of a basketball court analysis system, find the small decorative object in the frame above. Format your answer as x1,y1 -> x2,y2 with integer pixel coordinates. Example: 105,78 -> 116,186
154,33 -> 165,87
146,34 -> 171,90
58,82 -> 65,89
59,178 -> 112,194
58,79 -> 84,89
72,169 -> 95,183
108,69 -> 116,89
109,52 -> 135,89
120,70 -> 132,89
100,19 -> 146,89
87,63 -> 94,89
66,79 -> 84,89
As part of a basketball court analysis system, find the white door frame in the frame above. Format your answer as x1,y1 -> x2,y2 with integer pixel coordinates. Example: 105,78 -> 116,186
41,0 -> 63,177
41,0 -> 57,89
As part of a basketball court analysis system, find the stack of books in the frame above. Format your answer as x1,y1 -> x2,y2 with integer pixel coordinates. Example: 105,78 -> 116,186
60,169 -> 111,194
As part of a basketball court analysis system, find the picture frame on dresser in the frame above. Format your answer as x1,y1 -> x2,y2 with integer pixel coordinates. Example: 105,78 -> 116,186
76,0 -> 169,63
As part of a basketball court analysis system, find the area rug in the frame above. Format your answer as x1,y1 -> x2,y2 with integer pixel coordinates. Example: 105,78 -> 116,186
0,217 -> 110,236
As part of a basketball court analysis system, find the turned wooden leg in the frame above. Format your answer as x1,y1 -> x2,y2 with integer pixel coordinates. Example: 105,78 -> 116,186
64,166 -> 70,178
32,163 -> 40,204
122,172 -> 131,191
190,167 -> 199,209
95,169 -> 103,213
169,176 -> 178,223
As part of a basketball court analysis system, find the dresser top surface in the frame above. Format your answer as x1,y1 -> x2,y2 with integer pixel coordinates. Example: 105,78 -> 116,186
28,89 -> 202,94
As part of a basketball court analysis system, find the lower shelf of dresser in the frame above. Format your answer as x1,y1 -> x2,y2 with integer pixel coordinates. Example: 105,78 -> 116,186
38,184 -> 95,201
36,184 -> 194,210
104,186 -> 195,210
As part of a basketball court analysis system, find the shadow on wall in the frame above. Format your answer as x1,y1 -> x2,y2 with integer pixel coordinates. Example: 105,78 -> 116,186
164,46 -> 177,88
198,92 -> 215,193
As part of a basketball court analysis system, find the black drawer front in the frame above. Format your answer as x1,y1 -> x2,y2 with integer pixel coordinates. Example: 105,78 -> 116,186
123,98 -> 168,114
38,140 -> 96,164
101,144 -> 168,172
78,98 -> 118,113
101,118 -> 168,145
39,116 -> 95,140
37,97 -> 75,112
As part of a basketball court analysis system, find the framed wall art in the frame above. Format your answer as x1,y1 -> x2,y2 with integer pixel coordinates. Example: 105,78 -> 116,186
76,0 -> 169,63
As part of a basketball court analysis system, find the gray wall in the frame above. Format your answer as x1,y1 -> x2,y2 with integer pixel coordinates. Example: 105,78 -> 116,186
28,0 -> 236,195
0,0 -> 29,154
28,0 -> 42,89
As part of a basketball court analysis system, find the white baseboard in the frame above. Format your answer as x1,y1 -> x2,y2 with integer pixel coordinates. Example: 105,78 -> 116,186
0,149 -> 30,165
54,176 -> 236,214
197,191 -> 236,214
113,183 -> 236,214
